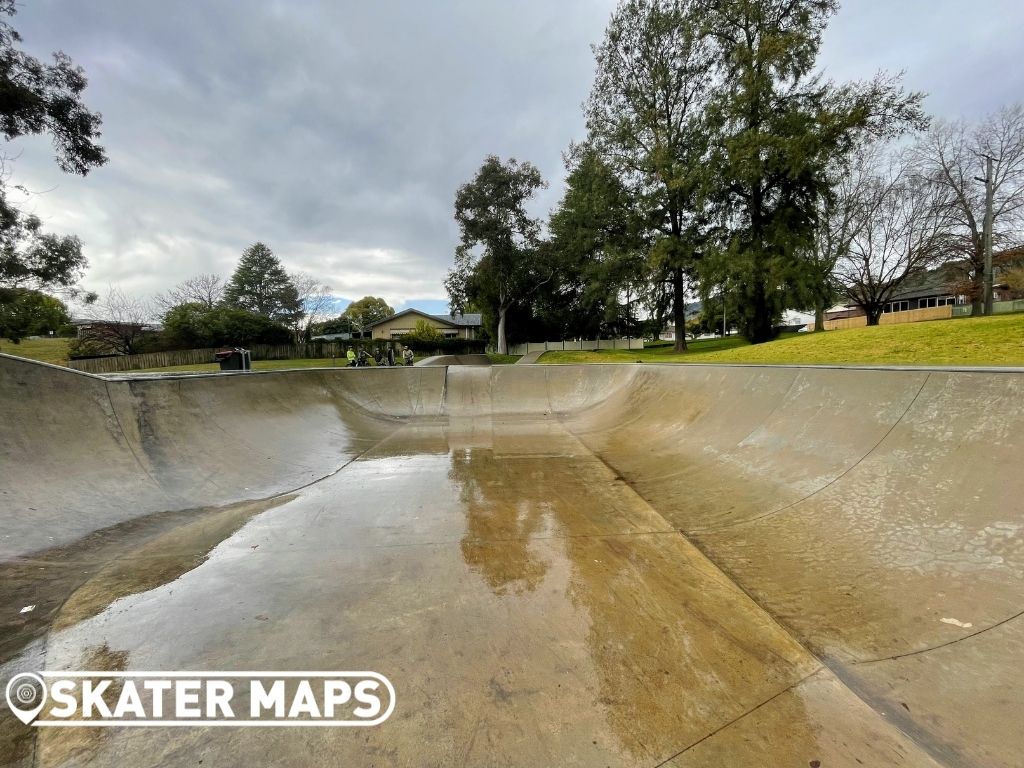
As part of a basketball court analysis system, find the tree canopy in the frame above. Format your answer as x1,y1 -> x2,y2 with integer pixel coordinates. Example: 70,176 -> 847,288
543,146 -> 647,339
0,288 -> 70,342
446,156 -> 548,354
162,302 -> 294,349
223,243 -> 302,324
0,0 -> 106,308
343,296 -> 394,326
700,0 -> 926,341
586,0 -> 715,350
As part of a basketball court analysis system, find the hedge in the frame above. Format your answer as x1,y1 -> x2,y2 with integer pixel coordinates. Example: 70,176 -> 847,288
399,337 -> 487,355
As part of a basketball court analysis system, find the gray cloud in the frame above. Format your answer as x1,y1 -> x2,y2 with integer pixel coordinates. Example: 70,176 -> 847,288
7,0 -> 1023,311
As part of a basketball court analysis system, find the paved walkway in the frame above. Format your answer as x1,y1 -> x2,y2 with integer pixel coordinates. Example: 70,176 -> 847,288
515,350 -> 545,363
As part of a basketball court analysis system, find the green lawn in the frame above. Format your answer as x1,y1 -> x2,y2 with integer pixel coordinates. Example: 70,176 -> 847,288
487,353 -> 522,364
0,337 -> 71,365
539,334 -> 754,364
539,314 -> 1024,367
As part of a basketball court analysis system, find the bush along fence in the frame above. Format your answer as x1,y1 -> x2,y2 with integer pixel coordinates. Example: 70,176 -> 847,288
401,338 -> 487,355
506,338 -> 645,355
66,339 -> 489,374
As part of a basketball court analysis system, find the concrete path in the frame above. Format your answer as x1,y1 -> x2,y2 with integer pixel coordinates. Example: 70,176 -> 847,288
415,353 -> 491,366
515,350 -> 544,363
2,354 -> 1022,767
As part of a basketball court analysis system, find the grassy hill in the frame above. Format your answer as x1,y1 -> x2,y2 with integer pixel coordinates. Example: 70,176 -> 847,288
539,314 -> 1024,367
0,337 -> 71,365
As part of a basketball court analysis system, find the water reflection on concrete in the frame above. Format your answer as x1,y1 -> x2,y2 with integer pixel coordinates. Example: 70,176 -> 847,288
0,420 -> 971,767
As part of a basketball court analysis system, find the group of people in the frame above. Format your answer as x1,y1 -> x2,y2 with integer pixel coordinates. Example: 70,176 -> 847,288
345,343 -> 414,367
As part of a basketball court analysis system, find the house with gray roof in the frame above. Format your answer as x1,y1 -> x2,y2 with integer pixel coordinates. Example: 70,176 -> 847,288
367,308 -> 483,340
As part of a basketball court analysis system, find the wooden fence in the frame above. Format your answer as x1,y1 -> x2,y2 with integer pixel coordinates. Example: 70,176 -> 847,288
67,342 -> 352,374
507,338 -> 645,355
819,305 -> 953,331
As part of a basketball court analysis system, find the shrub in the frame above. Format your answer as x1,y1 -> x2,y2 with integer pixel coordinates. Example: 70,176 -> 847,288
162,303 -> 292,348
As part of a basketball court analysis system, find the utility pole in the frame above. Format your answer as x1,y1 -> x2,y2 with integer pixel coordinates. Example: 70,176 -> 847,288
983,155 -> 995,316
722,281 -> 727,338
976,155 -> 995,315
625,285 -> 632,346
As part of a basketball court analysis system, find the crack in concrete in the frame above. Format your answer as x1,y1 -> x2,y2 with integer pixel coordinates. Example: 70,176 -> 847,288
650,667 -> 825,767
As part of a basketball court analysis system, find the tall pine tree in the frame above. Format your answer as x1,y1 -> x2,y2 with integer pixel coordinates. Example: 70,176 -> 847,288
700,0 -> 926,342
586,0 -> 715,351
223,243 -> 302,324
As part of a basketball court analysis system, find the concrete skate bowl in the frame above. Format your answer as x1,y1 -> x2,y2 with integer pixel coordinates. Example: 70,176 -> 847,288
1,352 -> 1023,768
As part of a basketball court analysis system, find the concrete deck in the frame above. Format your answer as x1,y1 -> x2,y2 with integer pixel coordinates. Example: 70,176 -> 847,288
1,354 -> 1022,767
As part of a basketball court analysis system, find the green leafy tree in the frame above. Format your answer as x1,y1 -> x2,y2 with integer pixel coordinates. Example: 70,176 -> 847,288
343,295 -> 394,327
699,0 -> 926,342
586,0 -> 716,351
545,146 -> 649,339
446,156 -> 548,354
0,288 -> 70,341
404,318 -> 444,343
317,296 -> 394,337
0,0 -> 106,306
223,242 -> 302,323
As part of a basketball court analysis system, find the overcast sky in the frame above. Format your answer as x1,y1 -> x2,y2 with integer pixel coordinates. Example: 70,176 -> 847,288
9,0 -> 1024,316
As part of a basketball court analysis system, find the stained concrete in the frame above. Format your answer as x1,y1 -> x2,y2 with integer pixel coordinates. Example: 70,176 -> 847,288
1,354 -> 1022,767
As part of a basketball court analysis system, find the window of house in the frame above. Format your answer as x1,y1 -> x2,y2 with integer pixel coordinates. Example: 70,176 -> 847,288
884,300 -> 910,313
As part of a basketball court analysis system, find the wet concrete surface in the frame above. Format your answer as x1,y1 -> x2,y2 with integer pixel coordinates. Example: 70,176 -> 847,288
1,356 -> 1022,766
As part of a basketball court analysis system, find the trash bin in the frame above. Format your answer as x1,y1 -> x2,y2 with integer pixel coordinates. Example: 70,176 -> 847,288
214,348 -> 251,371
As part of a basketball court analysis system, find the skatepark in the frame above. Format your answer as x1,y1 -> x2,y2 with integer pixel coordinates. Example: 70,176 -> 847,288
1,353 -> 1022,767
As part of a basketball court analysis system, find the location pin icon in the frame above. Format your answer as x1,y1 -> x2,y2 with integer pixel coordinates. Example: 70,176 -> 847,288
5,673 -> 47,725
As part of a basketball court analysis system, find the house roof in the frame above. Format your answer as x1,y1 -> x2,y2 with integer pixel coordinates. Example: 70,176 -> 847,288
890,265 -> 960,302
367,308 -> 482,328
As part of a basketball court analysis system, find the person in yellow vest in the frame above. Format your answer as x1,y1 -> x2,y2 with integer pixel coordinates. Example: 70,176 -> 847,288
346,347 -> 356,367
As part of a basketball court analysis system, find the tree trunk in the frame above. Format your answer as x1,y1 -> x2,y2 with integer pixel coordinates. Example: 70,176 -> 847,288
672,267 -> 688,352
866,306 -> 883,326
746,178 -> 775,344
970,265 -> 984,316
497,305 -> 508,355
814,300 -> 825,332
746,271 -> 775,343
